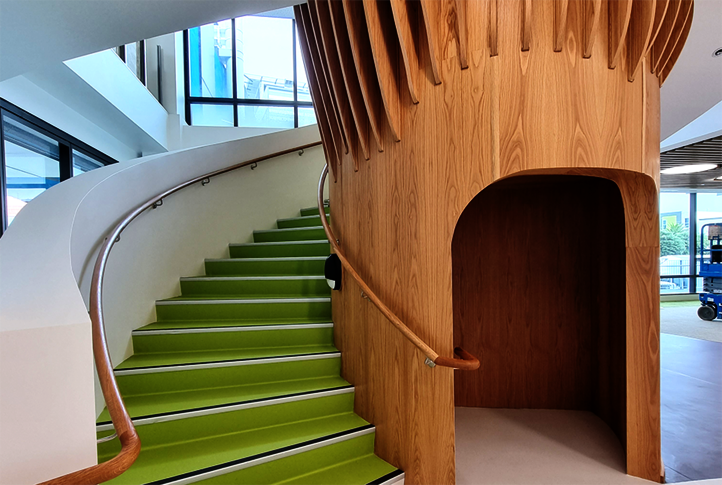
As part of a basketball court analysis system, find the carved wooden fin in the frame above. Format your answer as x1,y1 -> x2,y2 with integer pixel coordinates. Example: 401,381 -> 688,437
312,0 -> 365,167
362,0 -> 402,142
608,0 -> 634,69
419,0 -> 443,84
455,0 -> 469,67
295,5 -> 339,180
553,0 -> 570,52
309,0 -> 359,164
651,0 -> 682,73
583,0 -> 602,58
648,0 -> 671,48
342,0 -> 387,151
489,0 -> 498,57
656,0 -> 693,76
660,0 -> 694,84
390,0 -> 421,103
521,0 -> 532,52
626,0 -> 657,82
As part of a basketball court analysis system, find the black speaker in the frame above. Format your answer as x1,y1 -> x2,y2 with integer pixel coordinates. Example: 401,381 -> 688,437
325,254 -> 342,291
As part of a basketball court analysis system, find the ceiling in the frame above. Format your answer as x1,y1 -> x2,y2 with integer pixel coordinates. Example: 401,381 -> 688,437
0,0 -> 300,82
660,136 -> 722,190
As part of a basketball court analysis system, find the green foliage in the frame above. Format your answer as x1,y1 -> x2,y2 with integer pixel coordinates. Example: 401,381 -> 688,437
660,222 -> 689,257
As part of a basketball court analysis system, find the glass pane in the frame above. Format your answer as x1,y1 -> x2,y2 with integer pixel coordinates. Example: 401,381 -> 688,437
660,192 -> 691,277
191,104 -> 234,126
696,192 -> 722,273
125,42 -> 139,78
661,277 -> 689,294
73,150 -> 104,176
2,115 -> 60,226
296,30 -> 312,102
298,107 -> 316,127
237,105 -> 294,129
236,16 -> 294,101
188,20 -> 233,98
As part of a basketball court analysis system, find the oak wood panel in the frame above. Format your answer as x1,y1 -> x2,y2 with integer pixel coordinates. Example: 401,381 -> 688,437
295,5 -> 340,179
419,0 -> 442,83
306,2 -> 350,157
648,0 -> 671,49
655,0 -> 692,75
488,0 -> 498,56
420,0 -> 464,75
311,0 -> 364,167
342,0 -> 391,150
609,0 -> 634,69
389,0 -> 421,103
554,0 -> 570,52
583,0 -> 602,58
362,0 -> 403,142
455,0 -> 469,67
627,0 -> 657,82
651,0 -> 682,73
328,0 -> 382,154
659,1 -> 694,84
521,0 -> 532,52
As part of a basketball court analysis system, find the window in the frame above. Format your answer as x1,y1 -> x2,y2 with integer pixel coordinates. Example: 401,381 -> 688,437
0,99 -> 117,236
116,41 -> 147,85
184,9 -> 314,128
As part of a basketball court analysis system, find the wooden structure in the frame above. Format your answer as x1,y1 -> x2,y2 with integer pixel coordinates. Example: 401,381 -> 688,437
295,0 -> 694,483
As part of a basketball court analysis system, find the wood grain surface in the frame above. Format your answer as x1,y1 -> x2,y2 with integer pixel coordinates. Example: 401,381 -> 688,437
295,1 -> 692,482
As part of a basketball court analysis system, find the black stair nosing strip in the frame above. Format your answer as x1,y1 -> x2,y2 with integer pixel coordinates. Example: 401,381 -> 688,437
367,469 -> 405,485
115,351 -> 341,372
96,384 -> 354,427
145,424 -> 375,485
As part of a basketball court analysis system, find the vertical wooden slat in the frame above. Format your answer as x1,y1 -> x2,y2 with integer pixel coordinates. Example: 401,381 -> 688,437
342,0 -> 390,150
554,0 -> 570,52
521,0 -> 532,52
656,0 -> 693,77
329,0 -> 383,154
648,0 -> 671,49
419,0 -> 443,84
305,2 -> 349,156
608,0 -> 634,69
583,0 -> 603,58
651,0 -> 682,73
310,0 -> 365,167
295,5 -> 339,180
627,0 -> 657,82
390,0 -> 421,103
454,0 -> 469,67
361,0 -> 403,142
489,0 -> 499,57
660,0 -> 694,84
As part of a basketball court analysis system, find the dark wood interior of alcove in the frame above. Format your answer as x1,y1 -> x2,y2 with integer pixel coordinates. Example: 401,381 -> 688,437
452,175 -> 627,445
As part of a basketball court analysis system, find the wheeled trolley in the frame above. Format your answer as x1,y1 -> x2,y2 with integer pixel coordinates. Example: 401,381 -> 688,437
698,223 -> 722,321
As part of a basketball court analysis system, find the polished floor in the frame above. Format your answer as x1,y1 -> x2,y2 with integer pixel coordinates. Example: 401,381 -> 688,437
661,334 -> 722,482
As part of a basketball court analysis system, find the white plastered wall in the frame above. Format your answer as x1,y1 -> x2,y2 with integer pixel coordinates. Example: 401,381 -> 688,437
0,125 -> 326,484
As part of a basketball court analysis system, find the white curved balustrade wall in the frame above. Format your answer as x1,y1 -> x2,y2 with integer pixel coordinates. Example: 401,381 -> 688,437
0,125 -> 325,484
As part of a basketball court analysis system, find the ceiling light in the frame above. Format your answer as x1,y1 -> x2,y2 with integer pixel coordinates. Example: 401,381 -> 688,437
661,164 -> 718,175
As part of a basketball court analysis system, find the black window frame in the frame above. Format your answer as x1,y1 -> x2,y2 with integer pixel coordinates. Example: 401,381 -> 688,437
0,98 -> 118,237
183,16 -> 313,128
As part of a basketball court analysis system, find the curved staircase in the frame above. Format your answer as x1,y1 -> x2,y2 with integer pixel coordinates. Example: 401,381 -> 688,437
96,206 -> 403,485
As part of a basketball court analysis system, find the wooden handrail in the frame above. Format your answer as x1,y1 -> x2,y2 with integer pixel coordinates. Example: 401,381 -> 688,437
317,164 -> 480,371
40,141 -> 323,485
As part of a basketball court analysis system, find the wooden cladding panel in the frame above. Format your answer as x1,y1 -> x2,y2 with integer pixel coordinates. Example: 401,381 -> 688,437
521,0 -> 532,52
553,0 -> 570,52
659,1 -> 694,84
311,0 -> 365,166
656,0 -> 693,76
342,0 -> 390,151
609,0 -> 634,69
627,0 -> 657,82
362,0 -> 403,141
454,0 -> 469,67
299,1 -> 688,482
328,0 -> 382,154
652,0 -> 682,73
648,0 -> 671,48
390,0 -> 421,103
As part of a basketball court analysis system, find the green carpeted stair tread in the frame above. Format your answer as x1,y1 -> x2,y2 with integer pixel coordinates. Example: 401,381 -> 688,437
229,240 -> 330,258
178,275 -> 331,298
132,326 -> 334,354
195,433 -> 396,485
101,413 -> 370,484
277,214 -> 330,229
154,298 -> 331,322
253,227 -> 326,243
115,344 -> 339,369
205,257 -> 326,276
137,318 -> 332,330
301,206 -> 330,217
96,376 -> 351,424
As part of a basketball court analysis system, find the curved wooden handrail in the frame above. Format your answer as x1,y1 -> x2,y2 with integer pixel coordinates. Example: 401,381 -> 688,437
317,164 -> 480,371
41,141 -> 323,485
